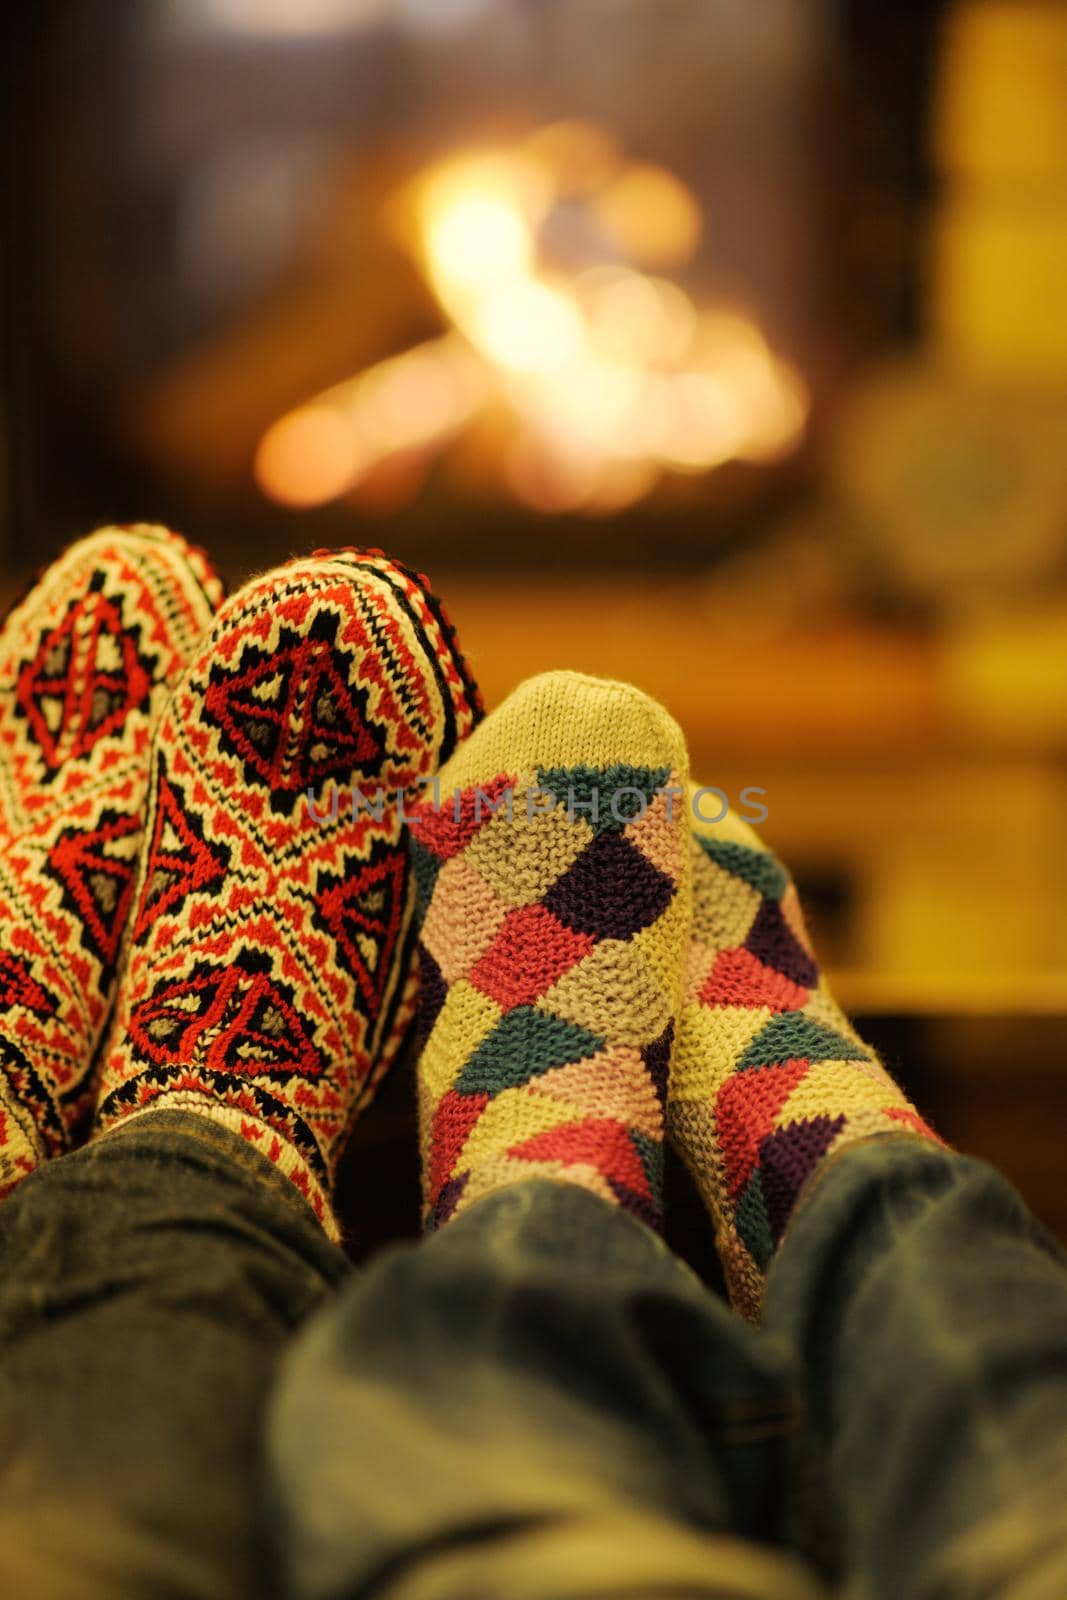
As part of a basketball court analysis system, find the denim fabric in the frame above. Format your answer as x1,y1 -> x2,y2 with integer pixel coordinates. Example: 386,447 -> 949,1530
0,1112 -> 1065,1600
0,1111 -> 346,1600
266,1179 -> 817,1600
764,1137 -> 1067,1600
268,1142 -> 1067,1600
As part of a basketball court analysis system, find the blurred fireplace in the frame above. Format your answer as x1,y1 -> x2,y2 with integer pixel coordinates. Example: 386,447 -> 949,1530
8,0 -> 850,571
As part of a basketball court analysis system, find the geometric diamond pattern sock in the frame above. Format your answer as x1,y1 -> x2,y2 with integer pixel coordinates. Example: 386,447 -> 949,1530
93,548 -> 480,1238
410,671 -> 691,1234
0,524 -> 223,1195
668,784 -> 944,1320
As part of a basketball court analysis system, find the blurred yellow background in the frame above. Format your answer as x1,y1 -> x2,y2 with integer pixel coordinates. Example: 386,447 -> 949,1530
3,0 -> 1066,1245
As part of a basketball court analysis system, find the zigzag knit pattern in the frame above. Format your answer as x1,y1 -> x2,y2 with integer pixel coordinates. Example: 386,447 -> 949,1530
411,672 -> 691,1233
94,549 -> 480,1237
668,790 -> 942,1320
0,525 -> 223,1194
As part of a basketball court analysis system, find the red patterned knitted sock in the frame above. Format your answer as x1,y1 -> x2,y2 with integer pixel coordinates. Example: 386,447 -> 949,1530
668,789 -> 944,1320
93,548 -> 480,1237
410,672 -> 691,1232
0,525 -> 222,1194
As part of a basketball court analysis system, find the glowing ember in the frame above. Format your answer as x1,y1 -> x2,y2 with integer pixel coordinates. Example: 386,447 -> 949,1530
258,121 -> 809,514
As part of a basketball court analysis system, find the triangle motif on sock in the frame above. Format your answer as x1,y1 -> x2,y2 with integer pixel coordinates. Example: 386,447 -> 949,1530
133,771 -> 230,940
409,774 -> 516,861
759,1114 -> 846,1241
0,952 -> 58,1017
16,592 -> 153,771
630,1126 -> 664,1196
743,899 -> 819,988
507,1116 -> 654,1200
641,1021 -> 674,1109
204,623 -> 384,796
455,1006 -> 605,1095
697,837 -> 788,900
427,1171 -> 469,1231
735,1167 -> 775,1270
314,848 -> 407,1016
47,810 -> 142,968
534,763 -> 672,836
427,1087 -> 490,1205
415,943 -> 448,1049
700,947 -> 810,1012
469,902 -> 595,1010
738,1011 -> 871,1071
410,838 -> 443,917
128,955 -> 323,1081
716,1058 -> 810,1200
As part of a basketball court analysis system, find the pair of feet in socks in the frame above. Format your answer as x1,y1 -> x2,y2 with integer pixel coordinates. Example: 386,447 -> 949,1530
0,525 -> 938,1318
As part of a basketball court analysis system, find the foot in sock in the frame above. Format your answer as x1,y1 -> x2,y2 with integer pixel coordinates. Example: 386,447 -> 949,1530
409,671 -> 691,1232
94,549 -> 480,1237
0,525 -> 222,1193
668,789 -> 943,1320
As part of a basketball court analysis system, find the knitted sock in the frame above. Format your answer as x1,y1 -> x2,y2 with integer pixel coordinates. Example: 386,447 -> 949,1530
94,549 -> 480,1237
0,525 -> 222,1193
410,671 -> 691,1232
668,787 -> 943,1319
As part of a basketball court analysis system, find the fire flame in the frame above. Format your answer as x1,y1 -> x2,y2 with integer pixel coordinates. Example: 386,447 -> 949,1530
256,122 -> 808,513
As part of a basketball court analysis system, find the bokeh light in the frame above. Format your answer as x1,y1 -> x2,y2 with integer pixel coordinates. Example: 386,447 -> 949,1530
257,124 -> 808,515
